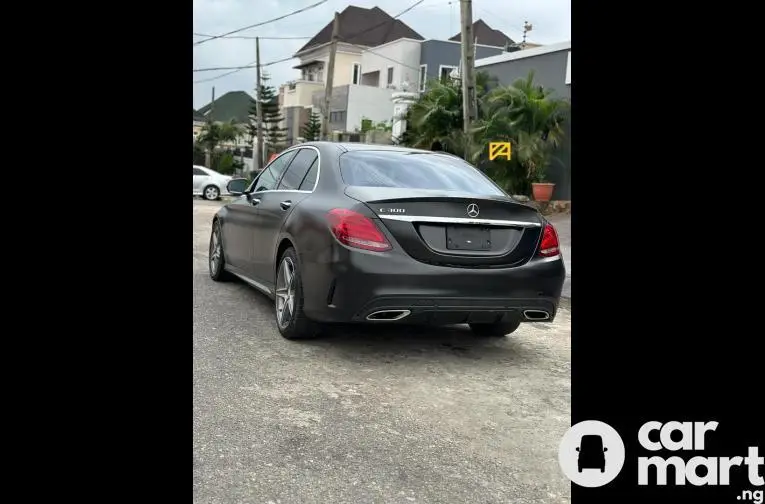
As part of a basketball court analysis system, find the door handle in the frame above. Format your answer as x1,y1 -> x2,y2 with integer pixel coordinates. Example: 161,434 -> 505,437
280,200 -> 292,210
250,197 -> 261,206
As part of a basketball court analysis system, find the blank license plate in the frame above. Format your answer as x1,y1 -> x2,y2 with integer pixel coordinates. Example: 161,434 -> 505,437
446,226 -> 491,251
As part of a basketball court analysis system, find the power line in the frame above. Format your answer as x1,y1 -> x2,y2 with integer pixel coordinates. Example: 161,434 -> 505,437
344,41 -> 423,75
193,55 -> 296,84
193,55 -> 294,73
193,32 -> 311,40
193,0 -> 329,46
194,0 -> 427,84
193,63 -> 255,84
474,6 -> 528,41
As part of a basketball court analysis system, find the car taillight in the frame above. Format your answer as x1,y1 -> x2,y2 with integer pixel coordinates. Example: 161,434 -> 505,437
538,223 -> 560,257
327,209 -> 392,252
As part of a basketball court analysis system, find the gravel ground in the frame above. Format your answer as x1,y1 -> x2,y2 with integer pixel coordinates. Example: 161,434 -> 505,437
193,199 -> 572,504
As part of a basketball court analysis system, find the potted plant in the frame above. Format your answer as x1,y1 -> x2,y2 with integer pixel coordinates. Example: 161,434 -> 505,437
517,131 -> 556,202
530,157 -> 555,202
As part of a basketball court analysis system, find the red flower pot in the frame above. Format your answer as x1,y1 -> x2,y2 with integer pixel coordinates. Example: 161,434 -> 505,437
532,183 -> 555,202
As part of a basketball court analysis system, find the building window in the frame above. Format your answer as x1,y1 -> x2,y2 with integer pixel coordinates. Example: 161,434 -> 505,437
387,67 -> 394,86
330,111 -> 346,123
418,64 -> 427,92
352,63 -> 361,85
439,65 -> 457,82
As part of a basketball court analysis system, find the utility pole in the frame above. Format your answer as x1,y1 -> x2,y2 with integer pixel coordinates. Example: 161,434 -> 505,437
205,86 -> 215,168
322,12 -> 340,141
255,37 -> 264,171
459,0 -> 478,161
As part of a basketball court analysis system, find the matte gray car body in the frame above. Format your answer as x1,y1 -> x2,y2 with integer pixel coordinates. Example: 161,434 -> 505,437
210,142 -> 566,339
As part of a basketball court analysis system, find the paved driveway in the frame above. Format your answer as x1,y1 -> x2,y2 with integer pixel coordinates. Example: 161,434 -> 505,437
193,199 -> 572,504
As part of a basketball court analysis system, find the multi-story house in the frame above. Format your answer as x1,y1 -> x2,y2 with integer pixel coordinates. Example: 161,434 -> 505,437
279,9 -> 537,144
417,20 -> 517,92
280,5 -> 423,143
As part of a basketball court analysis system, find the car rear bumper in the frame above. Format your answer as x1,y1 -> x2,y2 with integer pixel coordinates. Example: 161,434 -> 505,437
302,247 -> 566,324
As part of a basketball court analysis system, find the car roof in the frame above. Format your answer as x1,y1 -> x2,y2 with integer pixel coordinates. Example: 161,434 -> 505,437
295,141 -> 451,156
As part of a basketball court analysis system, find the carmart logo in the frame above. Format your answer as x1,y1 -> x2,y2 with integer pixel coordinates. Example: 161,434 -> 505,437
559,420 -> 764,492
637,421 -> 763,487
558,420 -> 626,487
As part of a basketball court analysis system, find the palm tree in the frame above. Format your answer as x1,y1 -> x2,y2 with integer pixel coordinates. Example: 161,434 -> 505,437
486,71 -> 568,151
405,79 -> 465,155
196,120 -> 241,168
402,71 -> 499,158
474,71 -> 569,192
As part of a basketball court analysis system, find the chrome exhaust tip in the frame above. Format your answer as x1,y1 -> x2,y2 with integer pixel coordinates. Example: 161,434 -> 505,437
523,310 -> 550,321
366,310 -> 411,321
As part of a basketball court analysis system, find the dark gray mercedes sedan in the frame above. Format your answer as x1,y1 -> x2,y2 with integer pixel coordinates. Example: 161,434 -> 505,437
209,142 -> 565,340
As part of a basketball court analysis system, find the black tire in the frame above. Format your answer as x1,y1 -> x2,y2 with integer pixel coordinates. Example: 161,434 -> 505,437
275,247 -> 318,340
469,318 -> 522,337
203,185 -> 220,200
209,221 -> 231,281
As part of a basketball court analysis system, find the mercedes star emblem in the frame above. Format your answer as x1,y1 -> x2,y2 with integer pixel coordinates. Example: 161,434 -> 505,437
467,203 -> 480,218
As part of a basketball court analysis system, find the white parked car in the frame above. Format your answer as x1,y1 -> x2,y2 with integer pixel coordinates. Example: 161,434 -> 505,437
193,165 -> 232,200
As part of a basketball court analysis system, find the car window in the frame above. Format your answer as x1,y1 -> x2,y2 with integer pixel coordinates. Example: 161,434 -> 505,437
298,159 -> 318,191
193,167 -> 207,176
338,151 -> 505,196
277,149 -> 318,190
251,150 -> 298,192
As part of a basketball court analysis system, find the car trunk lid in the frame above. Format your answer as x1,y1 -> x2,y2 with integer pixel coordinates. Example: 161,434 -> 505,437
345,186 -> 543,268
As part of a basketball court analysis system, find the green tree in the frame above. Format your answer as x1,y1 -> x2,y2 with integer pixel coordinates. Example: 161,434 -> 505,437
248,73 -> 287,159
404,78 -> 466,155
475,71 -> 568,193
196,120 -> 240,168
398,69 -> 568,195
301,112 -> 322,141
400,71 -> 499,158
260,75 -> 286,155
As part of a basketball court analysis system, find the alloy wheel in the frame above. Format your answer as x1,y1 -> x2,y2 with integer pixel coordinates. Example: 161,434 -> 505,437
209,226 -> 222,274
275,257 -> 296,329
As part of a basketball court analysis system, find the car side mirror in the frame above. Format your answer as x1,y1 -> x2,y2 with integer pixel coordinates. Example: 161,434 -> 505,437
226,178 -> 248,196
603,447 -> 608,452
575,447 -> 579,452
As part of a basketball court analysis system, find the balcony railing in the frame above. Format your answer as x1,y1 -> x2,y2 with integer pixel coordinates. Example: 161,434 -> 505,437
286,78 -> 325,91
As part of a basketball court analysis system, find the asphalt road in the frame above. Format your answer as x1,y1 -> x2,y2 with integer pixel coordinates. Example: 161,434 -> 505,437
193,199 -> 572,504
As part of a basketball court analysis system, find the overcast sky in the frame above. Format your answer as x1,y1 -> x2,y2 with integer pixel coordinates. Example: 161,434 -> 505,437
193,0 -> 571,109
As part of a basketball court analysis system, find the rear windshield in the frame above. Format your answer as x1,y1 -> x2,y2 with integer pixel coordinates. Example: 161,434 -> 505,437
339,151 -> 505,196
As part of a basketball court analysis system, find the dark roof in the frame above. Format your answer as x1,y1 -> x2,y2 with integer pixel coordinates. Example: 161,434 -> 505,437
196,91 -> 255,124
449,19 -> 515,47
296,5 -> 423,54
193,109 -> 206,122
